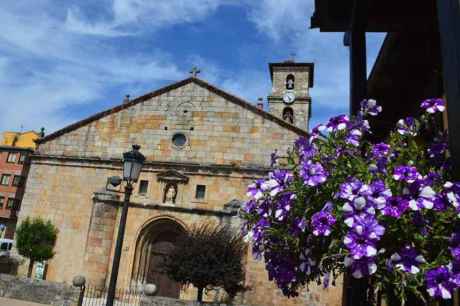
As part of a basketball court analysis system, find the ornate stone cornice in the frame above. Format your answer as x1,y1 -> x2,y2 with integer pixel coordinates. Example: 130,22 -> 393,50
156,170 -> 189,184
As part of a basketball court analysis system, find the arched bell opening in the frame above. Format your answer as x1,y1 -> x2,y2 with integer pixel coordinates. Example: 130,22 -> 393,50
131,218 -> 186,298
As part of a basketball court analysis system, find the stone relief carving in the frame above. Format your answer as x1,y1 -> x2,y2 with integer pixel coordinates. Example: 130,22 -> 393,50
163,183 -> 178,205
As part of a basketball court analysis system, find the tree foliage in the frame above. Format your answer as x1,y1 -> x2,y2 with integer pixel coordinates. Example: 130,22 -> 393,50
16,217 -> 58,277
164,223 -> 246,301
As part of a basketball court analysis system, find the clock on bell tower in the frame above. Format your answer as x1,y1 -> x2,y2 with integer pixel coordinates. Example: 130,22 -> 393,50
267,61 -> 314,130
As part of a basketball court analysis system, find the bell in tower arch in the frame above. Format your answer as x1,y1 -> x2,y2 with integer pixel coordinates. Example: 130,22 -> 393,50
286,74 -> 295,90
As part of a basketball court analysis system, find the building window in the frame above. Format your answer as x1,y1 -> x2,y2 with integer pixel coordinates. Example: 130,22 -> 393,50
18,153 -> 27,164
138,180 -> 149,195
0,174 -> 10,186
12,175 -> 23,187
7,153 -> 17,163
195,185 -> 206,200
6,198 -> 16,209
282,107 -> 294,124
172,133 -> 187,147
0,197 -> 4,208
286,74 -> 295,90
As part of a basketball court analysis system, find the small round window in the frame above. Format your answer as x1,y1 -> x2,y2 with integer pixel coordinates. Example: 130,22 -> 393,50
172,133 -> 187,147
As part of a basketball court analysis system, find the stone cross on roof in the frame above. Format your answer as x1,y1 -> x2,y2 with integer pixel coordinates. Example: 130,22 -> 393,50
189,66 -> 201,78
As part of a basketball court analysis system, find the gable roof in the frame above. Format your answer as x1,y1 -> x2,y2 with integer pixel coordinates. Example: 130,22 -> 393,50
38,77 -> 308,144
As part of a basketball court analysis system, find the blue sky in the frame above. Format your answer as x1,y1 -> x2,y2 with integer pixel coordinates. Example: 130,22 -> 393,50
0,0 -> 385,133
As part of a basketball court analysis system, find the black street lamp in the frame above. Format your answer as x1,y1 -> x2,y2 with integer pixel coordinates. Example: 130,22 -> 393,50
106,145 -> 145,306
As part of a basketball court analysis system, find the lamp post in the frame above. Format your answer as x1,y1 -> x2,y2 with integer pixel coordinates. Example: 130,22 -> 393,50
106,145 -> 145,306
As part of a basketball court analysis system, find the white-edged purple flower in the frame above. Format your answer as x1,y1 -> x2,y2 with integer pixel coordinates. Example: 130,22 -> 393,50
360,99 -> 382,117
390,245 -> 426,274
338,178 -> 371,202
311,211 -> 336,237
294,137 -> 317,159
444,182 -> 460,212
368,180 -> 392,208
274,192 -> 296,221
345,129 -> 362,147
299,160 -> 328,187
344,256 -> 377,279
325,115 -> 350,132
261,170 -> 293,197
379,196 -> 409,218
247,179 -> 265,200
397,117 -> 417,136
393,165 -> 422,184
409,186 -> 436,211
421,98 -> 446,114
343,215 -> 385,259
426,266 -> 454,299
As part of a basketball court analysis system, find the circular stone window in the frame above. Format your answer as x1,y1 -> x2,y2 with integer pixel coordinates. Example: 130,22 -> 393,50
172,133 -> 187,147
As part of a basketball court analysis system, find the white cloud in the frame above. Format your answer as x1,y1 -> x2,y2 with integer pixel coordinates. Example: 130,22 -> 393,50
65,0 -> 229,36
247,0 -> 313,42
0,1 -> 184,132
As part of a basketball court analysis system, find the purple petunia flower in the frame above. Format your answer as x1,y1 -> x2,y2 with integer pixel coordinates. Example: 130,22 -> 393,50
421,98 -> 446,114
450,232 -> 460,262
295,137 -> 317,160
274,192 -> 296,221
444,182 -> 460,213
372,143 -> 391,158
397,117 -> 417,136
428,141 -> 448,159
368,180 -> 392,208
338,179 -> 371,202
260,170 -> 293,197
426,266 -> 454,299
360,99 -> 382,117
311,211 -> 336,236
393,165 -> 422,184
344,256 -> 378,279
379,196 -> 409,218
324,114 -> 350,132
345,129 -> 362,147
299,160 -> 328,187
343,215 -> 385,259
390,245 -> 426,274
247,178 -> 265,200
409,185 -> 436,211
412,212 -> 429,236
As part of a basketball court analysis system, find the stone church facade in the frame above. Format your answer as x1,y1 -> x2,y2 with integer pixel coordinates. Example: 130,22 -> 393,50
17,62 -> 341,306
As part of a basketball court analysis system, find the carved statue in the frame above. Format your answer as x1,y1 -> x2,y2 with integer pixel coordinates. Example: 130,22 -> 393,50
163,183 -> 177,204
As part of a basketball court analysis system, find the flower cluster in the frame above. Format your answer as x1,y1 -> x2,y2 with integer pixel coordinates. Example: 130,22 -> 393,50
241,98 -> 460,301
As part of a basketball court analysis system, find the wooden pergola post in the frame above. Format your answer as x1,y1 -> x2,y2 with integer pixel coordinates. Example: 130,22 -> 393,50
348,0 -> 368,116
437,0 -> 460,181
343,1 -> 370,306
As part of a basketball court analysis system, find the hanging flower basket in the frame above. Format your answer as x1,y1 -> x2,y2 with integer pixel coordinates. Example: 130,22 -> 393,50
241,98 -> 460,304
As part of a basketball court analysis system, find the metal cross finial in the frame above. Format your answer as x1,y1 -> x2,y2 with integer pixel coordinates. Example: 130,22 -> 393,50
289,52 -> 296,62
190,66 -> 201,78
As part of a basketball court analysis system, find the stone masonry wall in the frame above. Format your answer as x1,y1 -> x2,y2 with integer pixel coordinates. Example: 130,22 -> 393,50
17,79 -> 343,306
83,197 -> 119,288
37,81 -> 303,167
0,273 -> 80,306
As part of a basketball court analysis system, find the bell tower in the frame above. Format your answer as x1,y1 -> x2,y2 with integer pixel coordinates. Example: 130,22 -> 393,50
267,61 -> 314,130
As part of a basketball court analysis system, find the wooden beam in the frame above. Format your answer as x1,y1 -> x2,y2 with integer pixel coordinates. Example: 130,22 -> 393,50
344,2 -> 370,306
348,0 -> 368,116
437,0 -> 460,180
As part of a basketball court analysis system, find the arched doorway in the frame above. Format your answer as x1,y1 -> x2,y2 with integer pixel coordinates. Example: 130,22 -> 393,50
132,218 -> 186,298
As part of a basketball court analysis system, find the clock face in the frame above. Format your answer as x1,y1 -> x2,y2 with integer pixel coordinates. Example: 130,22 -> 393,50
283,92 -> 295,104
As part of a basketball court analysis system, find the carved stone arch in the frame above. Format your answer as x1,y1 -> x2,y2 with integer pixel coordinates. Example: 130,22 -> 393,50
131,217 -> 187,298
